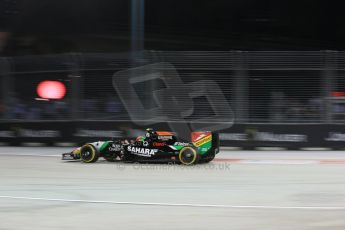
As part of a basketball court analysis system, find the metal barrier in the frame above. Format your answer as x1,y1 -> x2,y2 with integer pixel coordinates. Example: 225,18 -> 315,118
1,121 -> 345,149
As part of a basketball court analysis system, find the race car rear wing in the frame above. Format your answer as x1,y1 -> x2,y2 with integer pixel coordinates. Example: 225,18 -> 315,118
191,131 -> 219,155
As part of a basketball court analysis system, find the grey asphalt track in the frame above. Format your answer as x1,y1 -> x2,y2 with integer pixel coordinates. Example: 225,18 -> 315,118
0,147 -> 345,230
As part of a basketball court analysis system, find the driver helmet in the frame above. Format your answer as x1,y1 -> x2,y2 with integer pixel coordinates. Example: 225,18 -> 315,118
145,128 -> 154,138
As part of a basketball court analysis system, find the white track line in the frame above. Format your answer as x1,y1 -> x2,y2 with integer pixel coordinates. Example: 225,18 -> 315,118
1,195 -> 345,210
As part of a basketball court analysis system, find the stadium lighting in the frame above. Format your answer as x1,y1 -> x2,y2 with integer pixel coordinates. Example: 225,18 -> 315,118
36,80 -> 66,100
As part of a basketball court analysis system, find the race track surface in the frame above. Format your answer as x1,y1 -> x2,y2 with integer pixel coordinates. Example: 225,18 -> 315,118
0,147 -> 345,230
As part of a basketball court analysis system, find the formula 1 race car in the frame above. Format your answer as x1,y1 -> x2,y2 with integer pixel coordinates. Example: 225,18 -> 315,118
62,129 -> 219,165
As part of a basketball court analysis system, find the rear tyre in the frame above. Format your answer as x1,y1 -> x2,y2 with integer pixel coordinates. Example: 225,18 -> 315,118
179,146 -> 199,165
80,144 -> 99,163
203,152 -> 216,163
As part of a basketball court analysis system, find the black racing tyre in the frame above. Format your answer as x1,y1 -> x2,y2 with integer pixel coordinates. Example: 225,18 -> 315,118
179,146 -> 199,165
202,152 -> 216,163
103,152 -> 117,162
80,144 -> 99,163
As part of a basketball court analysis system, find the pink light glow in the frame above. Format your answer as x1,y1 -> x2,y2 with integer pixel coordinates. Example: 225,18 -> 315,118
37,81 -> 66,100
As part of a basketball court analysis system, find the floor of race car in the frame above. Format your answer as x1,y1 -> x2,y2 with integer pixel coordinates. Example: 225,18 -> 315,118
0,147 -> 345,230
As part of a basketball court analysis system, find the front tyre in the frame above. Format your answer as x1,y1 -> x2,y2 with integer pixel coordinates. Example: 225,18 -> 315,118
179,146 -> 199,165
80,144 -> 99,163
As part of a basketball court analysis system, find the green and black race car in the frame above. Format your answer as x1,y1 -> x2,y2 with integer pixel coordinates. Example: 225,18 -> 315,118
62,129 -> 219,165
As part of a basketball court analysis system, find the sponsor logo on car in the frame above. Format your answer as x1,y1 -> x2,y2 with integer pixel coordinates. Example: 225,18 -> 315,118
195,134 -> 206,141
173,142 -> 189,146
157,135 -> 173,141
194,134 -> 212,147
153,142 -> 166,147
127,146 -> 158,157
109,144 -> 122,152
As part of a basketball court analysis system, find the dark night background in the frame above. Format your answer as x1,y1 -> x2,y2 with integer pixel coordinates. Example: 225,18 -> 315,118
1,0 -> 345,55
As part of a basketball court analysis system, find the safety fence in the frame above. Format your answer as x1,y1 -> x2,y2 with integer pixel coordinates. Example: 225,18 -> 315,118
1,51 -> 345,148
2,51 -> 345,123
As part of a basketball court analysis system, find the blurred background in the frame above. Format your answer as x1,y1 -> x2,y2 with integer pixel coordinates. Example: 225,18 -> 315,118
1,0 -> 345,148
